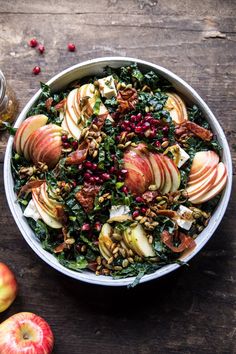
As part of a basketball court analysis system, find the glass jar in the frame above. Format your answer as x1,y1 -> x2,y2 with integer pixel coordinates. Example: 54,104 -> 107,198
0,70 -> 18,129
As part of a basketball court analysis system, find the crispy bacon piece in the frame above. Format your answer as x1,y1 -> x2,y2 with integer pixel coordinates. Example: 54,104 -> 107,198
66,141 -> 89,165
185,121 -> 213,141
45,97 -> 53,112
54,98 -> 66,111
161,230 -> 196,253
156,210 -> 177,218
18,179 -> 45,197
175,121 -> 213,141
75,183 -> 101,213
55,206 -> 67,225
117,88 -> 138,113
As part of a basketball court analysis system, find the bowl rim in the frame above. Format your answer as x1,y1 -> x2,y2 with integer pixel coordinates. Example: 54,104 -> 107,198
4,56 -> 233,286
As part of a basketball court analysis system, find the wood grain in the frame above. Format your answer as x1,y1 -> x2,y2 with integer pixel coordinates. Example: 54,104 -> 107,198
0,1 -> 235,353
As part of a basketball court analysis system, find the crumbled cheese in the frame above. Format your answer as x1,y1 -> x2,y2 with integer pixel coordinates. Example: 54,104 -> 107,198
98,75 -> 117,99
109,205 -> 130,219
177,146 -> 190,168
23,199 -> 41,222
176,205 -> 194,230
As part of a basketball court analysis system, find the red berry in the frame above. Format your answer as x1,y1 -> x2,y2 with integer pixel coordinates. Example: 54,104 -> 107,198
135,126 -> 143,134
84,161 -> 93,169
32,66 -> 41,75
89,176 -> 95,183
38,44 -> 45,54
68,43 -> 76,52
137,113 -> 142,119
72,141 -> 78,150
94,176 -> 101,183
132,210 -> 140,218
82,223 -> 90,231
84,172 -> 92,181
142,122 -> 150,130
141,207 -> 147,214
110,166 -> 116,174
61,135 -> 68,143
63,142 -> 70,149
135,196 -> 144,203
155,141 -> 161,148
29,38 -> 38,47
162,126 -> 169,134
90,163 -> 97,171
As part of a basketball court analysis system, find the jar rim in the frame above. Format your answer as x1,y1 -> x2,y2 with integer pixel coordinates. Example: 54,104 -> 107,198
0,70 -> 6,105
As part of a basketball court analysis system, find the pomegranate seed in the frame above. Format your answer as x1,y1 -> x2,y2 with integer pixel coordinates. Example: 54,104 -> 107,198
72,141 -> 78,150
137,113 -> 142,119
82,223 -> 90,231
141,207 -> 147,214
135,126 -> 143,134
110,166 -> 116,174
84,172 -> 92,180
32,66 -> 41,75
72,180 -> 77,188
68,43 -> 76,52
121,186 -> 129,194
38,44 -> 45,54
135,196 -> 144,203
101,173 -> 110,181
142,122 -> 150,130
130,115 -> 137,122
148,129 -> 157,139
63,142 -> 70,149
94,176 -> 100,183
132,210 -> 140,218
84,161 -> 93,169
61,135 -> 68,143
151,119 -> 160,126
162,126 -> 169,134
155,141 -> 161,148
91,163 -> 97,171
89,176 -> 95,183
29,38 -> 38,47
94,222 -> 102,232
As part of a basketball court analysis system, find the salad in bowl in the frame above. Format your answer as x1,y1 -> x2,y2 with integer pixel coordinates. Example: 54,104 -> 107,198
7,59 -> 230,286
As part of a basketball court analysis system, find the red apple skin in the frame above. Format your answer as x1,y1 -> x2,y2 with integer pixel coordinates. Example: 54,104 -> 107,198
0,263 -> 17,313
0,312 -> 54,354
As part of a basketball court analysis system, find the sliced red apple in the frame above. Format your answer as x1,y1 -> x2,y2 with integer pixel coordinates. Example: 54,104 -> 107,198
189,162 -> 227,204
189,151 -> 219,181
159,155 -> 172,194
165,93 -> 188,124
32,188 -> 62,229
13,115 -> 48,155
148,153 -> 163,190
163,155 -> 180,192
34,135 -> 62,168
66,88 -> 81,125
185,166 -> 218,198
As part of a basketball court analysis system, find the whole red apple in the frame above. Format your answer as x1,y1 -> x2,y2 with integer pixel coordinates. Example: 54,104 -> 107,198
0,262 -> 18,313
0,312 -> 54,354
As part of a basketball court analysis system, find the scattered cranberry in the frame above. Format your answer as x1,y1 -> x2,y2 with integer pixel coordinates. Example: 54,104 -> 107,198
32,66 -> 41,75
68,43 -> 76,52
132,210 -> 140,218
155,141 -> 161,148
101,173 -> 110,181
135,196 -> 144,203
82,223 -> 90,231
135,126 -> 143,134
137,113 -> 142,119
71,141 -> 78,150
62,142 -> 70,149
84,161 -> 93,169
94,176 -> 101,183
121,186 -> 129,194
141,207 -> 147,214
29,38 -> 38,47
84,172 -> 92,181
38,44 -> 45,54
61,135 -> 68,143
90,163 -> 97,171
89,176 -> 95,183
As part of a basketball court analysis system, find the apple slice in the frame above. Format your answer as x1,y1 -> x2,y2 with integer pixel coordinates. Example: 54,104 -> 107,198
185,166 -> 218,198
189,162 -> 227,204
32,188 -> 62,229
13,115 -> 48,155
148,153 -> 162,190
165,93 -> 188,124
34,135 -> 62,168
66,88 -> 81,125
159,155 -> 172,194
98,223 -> 113,260
65,110 -> 82,140
162,155 -> 180,192
123,224 -> 156,258
189,151 -> 219,181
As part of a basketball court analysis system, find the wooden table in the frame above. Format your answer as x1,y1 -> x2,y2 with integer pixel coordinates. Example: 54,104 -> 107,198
0,1 -> 235,353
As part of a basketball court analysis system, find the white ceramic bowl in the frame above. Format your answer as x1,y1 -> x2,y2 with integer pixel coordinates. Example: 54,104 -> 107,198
4,57 -> 232,286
